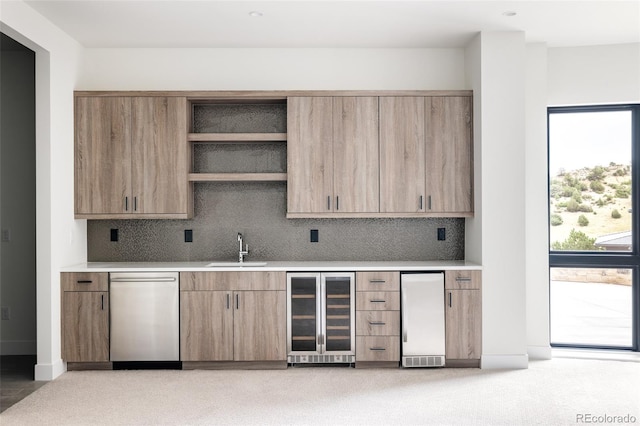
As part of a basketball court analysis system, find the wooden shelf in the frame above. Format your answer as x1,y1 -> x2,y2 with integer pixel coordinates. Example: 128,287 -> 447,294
189,173 -> 287,182
188,133 -> 287,142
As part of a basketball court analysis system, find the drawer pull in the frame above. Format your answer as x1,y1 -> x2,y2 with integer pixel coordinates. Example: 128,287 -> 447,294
369,279 -> 386,283
369,347 -> 386,351
455,277 -> 472,282
370,300 -> 386,303
369,321 -> 386,326
77,280 -> 93,284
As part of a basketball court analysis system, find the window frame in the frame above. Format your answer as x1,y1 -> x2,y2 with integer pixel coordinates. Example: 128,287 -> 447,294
548,104 -> 640,351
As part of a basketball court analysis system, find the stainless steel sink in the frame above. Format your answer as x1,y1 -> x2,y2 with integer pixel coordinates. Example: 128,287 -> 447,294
205,262 -> 267,267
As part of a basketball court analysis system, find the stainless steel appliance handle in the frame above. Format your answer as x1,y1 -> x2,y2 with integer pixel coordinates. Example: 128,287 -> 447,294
402,289 -> 408,343
110,277 -> 177,282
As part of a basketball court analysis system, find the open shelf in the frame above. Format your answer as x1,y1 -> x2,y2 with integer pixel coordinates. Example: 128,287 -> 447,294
188,133 -> 287,143
189,173 -> 287,182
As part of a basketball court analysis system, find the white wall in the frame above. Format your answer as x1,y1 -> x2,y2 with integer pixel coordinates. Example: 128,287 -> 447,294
525,43 -> 551,360
548,43 -> 640,106
466,32 -> 529,368
78,48 -> 466,90
1,1 -> 85,380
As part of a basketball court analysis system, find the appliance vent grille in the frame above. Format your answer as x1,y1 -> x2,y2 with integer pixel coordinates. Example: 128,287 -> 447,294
402,356 -> 445,368
288,354 -> 355,364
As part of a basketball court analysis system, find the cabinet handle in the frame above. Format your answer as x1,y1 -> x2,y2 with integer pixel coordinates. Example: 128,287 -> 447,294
419,195 -> 423,210
369,347 -> 386,351
101,294 -> 104,310
226,293 -> 230,310
125,196 -> 129,211
369,279 -> 386,284
449,292 -> 452,308
370,300 -> 386,303
455,277 -> 472,282
336,196 -> 339,211
76,280 -> 92,284
236,293 -> 239,310
428,195 -> 432,210
369,321 -> 386,326
134,197 -> 138,212
327,196 -> 331,211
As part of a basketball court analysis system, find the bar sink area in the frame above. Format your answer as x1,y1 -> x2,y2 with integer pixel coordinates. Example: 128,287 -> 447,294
205,262 -> 267,267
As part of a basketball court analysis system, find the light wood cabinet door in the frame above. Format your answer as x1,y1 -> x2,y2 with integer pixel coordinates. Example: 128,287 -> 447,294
287,97 -> 334,213
131,97 -> 188,215
180,291 -> 234,361
62,291 -> 109,362
75,96 -> 131,215
379,97 -> 426,213
233,291 -> 286,361
445,289 -> 481,360
425,96 -> 473,214
332,97 -> 379,213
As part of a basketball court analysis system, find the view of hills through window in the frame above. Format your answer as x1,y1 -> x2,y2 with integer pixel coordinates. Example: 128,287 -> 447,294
549,110 -> 632,252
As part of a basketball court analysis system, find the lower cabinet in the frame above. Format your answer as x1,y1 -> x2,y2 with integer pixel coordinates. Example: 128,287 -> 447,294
444,270 -> 482,365
180,272 -> 287,365
355,271 -> 401,367
61,272 -> 110,364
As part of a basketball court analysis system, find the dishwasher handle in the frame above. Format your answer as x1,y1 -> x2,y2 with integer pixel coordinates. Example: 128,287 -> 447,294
110,277 -> 177,283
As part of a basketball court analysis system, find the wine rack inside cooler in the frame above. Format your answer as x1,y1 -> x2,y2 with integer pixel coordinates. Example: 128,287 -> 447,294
324,276 -> 352,352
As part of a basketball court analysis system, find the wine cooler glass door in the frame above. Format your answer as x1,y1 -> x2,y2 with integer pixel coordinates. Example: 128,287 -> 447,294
323,274 -> 355,354
288,274 -> 321,353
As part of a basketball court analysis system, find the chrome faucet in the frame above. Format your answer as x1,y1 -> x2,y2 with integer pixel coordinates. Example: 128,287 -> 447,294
237,233 -> 249,263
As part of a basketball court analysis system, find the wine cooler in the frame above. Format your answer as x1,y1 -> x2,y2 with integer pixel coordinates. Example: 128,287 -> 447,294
286,273 -> 355,364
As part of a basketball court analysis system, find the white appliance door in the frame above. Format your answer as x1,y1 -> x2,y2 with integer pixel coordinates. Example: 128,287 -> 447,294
401,273 -> 445,356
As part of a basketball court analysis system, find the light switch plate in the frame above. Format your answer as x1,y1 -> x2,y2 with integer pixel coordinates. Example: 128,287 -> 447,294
1,229 -> 10,242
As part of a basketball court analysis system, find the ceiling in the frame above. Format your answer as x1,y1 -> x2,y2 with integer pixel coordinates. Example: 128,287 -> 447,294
23,1 -> 640,49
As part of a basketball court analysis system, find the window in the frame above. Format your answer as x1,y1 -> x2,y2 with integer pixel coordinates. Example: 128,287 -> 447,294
548,105 -> 639,350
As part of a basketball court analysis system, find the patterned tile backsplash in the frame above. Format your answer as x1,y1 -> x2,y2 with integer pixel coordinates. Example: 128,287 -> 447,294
87,183 -> 465,262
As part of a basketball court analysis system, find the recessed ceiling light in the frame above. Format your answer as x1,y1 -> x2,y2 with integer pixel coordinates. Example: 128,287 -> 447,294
502,11 -> 517,17
249,11 -> 263,17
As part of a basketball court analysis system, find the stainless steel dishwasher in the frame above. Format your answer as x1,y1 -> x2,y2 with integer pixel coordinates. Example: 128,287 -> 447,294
110,272 -> 179,362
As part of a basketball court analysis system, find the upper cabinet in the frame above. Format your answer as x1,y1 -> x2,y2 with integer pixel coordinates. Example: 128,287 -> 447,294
75,96 -> 190,219
379,97 -> 426,213
287,96 -> 379,216
288,93 -> 473,218
379,95 -> 473,216
425,96 -> 473,214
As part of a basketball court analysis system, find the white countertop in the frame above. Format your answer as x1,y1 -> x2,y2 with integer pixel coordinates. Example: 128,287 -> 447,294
61,260 -> 481,272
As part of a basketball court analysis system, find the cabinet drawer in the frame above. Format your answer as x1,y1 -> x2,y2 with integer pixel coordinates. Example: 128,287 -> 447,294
356,336 -> 400,362
61,272 -> 108,292
445,270 -> 481,290
356,292 -> 400,311
180,271 -> 286,291
356,271 -> 399,292
356,311 -> 400,336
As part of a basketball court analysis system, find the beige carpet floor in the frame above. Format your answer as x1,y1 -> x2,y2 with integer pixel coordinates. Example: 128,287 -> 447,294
1,358 -> 638,426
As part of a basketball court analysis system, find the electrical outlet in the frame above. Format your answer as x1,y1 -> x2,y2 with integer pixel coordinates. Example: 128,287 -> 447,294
310,229 -> 319,243
185,230 -> 193,243
110,228 -> 119,242
437,228 -> 446,241
1,229 -> 10,242
1,307 -> 10,321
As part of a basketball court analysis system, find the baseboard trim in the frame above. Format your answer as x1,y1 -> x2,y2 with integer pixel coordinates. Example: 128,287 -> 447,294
0,340 -> 36,355
528,345 -> 552,360
35,358 -> 65,381
481,354 -> 529,369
